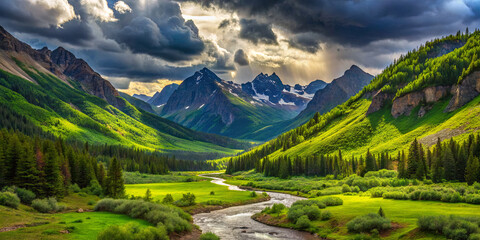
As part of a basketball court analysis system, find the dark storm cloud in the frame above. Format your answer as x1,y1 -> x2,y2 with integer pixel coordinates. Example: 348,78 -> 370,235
288,32 -> 322,53
239,19 -> 278,45
234,49 -> 249,66
185,0 -> 480,50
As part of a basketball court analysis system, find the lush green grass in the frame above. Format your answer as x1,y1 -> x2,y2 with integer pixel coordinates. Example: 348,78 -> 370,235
268,95 -> 480,159
124,171 -> 204,184
125,180 -> 255,204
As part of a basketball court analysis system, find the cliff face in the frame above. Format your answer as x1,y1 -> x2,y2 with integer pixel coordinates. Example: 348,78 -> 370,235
391,86 -> 450,118
446,71 -> 480,112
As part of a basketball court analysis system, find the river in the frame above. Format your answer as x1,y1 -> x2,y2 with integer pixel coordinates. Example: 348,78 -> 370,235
193,175 -> 310,240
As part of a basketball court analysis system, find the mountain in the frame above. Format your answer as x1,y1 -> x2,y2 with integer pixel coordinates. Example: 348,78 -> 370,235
297,65 -> 374,120
241,72 -> 312,112
240,65 -> 373,141
160,68 -> 296,140
148,83 -> 179,106
0,25 -> 249,158
304,80 -> 327,94
119,92 -> 156,114
133,94 -> 151,102
222,31 -> 478,167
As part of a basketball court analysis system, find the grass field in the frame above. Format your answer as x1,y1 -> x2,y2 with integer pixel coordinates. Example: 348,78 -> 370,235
125,180 -> 255,204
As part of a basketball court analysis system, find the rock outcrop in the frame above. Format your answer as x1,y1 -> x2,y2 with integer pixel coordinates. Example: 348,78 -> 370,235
366,90 -> 395,115
391,86 -> 450,118
445,71 -> 480,112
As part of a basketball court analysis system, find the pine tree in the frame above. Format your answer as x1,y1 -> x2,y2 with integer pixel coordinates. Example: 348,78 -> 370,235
97,163 -> 106,188
43,142 -> 64,198
431,157 -> 443,183
144,189 -> 152,202
365,149 -> 375,172
378,207 -> 386,218
407,139 -> 419,178
465,154 -> 480,185
105,157 -> 125,198
15,146 -> 40,193
443,147 -> 456,181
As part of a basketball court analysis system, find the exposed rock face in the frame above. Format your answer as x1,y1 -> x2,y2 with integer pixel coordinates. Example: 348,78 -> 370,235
147,83 -> 179,106
446,71 -> 480,112
304,80 -> 327,94
391,86 -> 450,118
0,26 -> 123,108
297,65 -> 374,119
366,90 -> 395,115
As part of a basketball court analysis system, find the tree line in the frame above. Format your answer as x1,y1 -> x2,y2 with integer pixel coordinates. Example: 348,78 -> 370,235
227,133 -> 480,184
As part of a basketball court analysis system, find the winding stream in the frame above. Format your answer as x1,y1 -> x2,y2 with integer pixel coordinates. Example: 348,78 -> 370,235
193,175 -> 309,240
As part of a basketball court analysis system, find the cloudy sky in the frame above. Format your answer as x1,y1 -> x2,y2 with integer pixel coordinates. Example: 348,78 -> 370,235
1,0 -> 479,96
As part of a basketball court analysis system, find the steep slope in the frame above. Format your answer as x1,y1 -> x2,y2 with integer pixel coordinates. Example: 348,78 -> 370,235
147,83 -> 179,106
0,26 -> 248,157
120,92 -> 156,114
160,68 -> 293,140
241,65 -> 373,141
297,65 -> 374,120
133,94 -> 151,102
222,30 -> 479,166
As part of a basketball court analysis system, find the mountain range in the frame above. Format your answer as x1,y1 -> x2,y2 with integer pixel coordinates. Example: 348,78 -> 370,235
0,25 -> 249,159
131,65 -> 370,141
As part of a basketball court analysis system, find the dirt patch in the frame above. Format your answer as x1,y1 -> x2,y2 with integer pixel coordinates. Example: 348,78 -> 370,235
170,227 -> 202,240
379,222 -> 407,238
185,196 -> 271,215
0,221 -> 49,232
419,127 -> 467,146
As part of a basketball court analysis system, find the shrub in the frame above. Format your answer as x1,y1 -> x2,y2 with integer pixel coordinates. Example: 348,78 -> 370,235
205,200 -> 223,205
418,215 -> 480,240
15,187 -> 36,205
87,200 -> 96,206
94,199 -> 191,233
342,184 -> 352,193
320,197 -> 343,206
321,210 -> 332,220
291,200 -> 326,209
97,223 -> 168,240
210,191 -> 215,195
32,198 -> 63,213
70,184 -> 81,193
470,233 -> 480,240
346,213 -> 391,233
199,232 -> 220,240
174,193 -> 196,207
288,204 -> 321,221
383,191 -> 408,200
270,203 -> 286,214
86,180 -> 102,196
465,194 -> 480,204
0,192 -> 20,209
295,215 -> 311,229
441,192 -> 463,203
250,191 -> 257,197
162,194 -> 174,204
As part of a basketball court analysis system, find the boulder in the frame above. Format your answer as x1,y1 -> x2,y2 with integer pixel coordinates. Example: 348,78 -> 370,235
366,90 -> 395,115
445,71 -> 480,112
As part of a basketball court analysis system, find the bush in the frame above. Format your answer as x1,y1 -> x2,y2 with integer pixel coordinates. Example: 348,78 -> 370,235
270,203 -> 286,214
295,215 -> 311,229
97,223 -> 168,240
15,187 -> 36,205
70,184 -> 81,193
465,194 -> 480,204
205,200 -> 223,205
94,199 -> 191,233
0,192 -> 20,209
320,197 -> 343,206
441,192 -> 463,203
199,232 -> 220,240
32,198 -> 64,213
162,194 -> 174,205
321,210 -> 332,220
250,191 -> 257,197
210,191 -> 215,195
87,200 -> 96,206
383,191 -> 408,200
288,204 -> 321,221
174,193 -> 196,207
418,215 -> 480,240
291,200 -> 326,209
346,213 -> 391,233
342,184 -> 352,193
86,180 -> 103,196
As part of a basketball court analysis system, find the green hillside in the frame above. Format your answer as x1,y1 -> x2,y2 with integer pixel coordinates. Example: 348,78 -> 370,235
221,30 -> 480,166
0,61 -> 246,156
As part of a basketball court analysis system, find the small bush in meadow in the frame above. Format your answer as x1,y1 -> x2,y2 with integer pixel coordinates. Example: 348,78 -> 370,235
320,197 -> 343,206
250,191 -> 257,197
291,200 -> 326,209
0,192 -> 20,209
205,200 -> 223,205
15,187 -> 36,205
70,184 -> 81,193
32,198 -> 64,213
87,200 -> 96,206
174,193 -> 196,207
86,180 -> 102,196
295,215 -> 311,229
321,210 -> 332,220
417,215 -> 480,240
465,194 -> 480,204
162,194 -> 174,204
210,191 -> 215,195
270,203 -> 286,214
342,184 -> 351,193
97,223 -> 168,240
346,213 -> 391,233
199,232 -> 220,240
